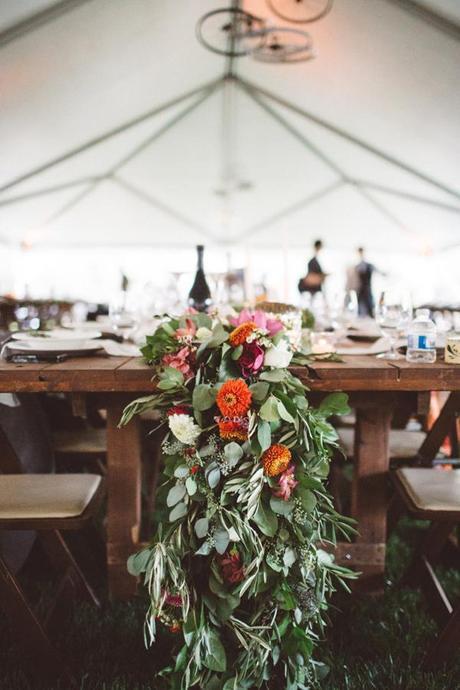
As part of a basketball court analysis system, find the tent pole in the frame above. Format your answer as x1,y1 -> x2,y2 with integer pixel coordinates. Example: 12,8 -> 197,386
0,77 -> 223,195
0,177 -> 104,207
234,181 -> 343,242
237,79 -> 414,238
236,78 -> 348,182
0,0 -> 95,49
38,82 -> 222,228
349,180 -> 460,214
236,76 -> 460,202
383,0 -> 460,42
112,176 -> 216,242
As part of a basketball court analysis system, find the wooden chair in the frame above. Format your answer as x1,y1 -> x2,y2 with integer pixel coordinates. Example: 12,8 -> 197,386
0,473 -> 104,680
337,427 -> 428,463
53,428 -> 107,474
390,467 -> 460,668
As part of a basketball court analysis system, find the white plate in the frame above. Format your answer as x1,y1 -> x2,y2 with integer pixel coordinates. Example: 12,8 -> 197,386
12,328 -> 101,346
336,337 -> 390,356
8,340 -> 103,354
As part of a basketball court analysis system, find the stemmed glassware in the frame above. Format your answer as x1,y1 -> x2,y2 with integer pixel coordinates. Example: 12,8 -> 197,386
109,291 -> 139,341
375,291 -> 412,360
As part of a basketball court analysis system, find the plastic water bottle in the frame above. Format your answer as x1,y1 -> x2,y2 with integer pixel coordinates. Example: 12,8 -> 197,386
406,309 -> 437,363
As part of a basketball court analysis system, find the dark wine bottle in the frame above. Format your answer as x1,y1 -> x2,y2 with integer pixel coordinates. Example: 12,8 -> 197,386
188,245 -> 212,312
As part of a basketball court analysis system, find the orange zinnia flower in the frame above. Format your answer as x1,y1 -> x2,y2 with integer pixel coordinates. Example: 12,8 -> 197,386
218,419 -> 248,442
216,379 -> 252,418
261,444 -> 292,477
229,322 -> 257,347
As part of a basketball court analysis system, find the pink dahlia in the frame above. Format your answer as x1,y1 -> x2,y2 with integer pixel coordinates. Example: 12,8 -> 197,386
230,309 -> 283,337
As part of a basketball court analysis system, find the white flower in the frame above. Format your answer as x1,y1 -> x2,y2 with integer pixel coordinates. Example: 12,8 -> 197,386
168,414 -> 201,445
264,339 -> 293,369
195,326 -> 213,342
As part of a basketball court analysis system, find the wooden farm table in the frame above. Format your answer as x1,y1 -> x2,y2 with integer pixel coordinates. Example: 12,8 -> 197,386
0,355 -> 459,598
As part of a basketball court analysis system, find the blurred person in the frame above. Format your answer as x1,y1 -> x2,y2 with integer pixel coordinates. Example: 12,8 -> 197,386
298,239 -> 328,296
355,247 -> 382,317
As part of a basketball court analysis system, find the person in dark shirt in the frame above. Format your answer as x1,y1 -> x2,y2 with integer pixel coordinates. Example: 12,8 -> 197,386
356,247 -> 378,317
298,239 -> 327,295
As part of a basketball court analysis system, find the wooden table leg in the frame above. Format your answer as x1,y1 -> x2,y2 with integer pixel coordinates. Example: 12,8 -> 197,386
106,394 -> 142,599
352,394 -> 393,592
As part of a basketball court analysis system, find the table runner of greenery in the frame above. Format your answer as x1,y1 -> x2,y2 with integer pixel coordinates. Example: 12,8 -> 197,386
121,310 -> 356,689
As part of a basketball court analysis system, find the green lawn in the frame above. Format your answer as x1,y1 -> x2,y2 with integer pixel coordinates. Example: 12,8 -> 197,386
1,518 -> 459,690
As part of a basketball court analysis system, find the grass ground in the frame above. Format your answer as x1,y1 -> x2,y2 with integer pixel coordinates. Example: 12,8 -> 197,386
1,518 -> 459,690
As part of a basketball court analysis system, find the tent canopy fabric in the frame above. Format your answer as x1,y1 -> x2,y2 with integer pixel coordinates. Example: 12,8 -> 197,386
0,0 -> 459,253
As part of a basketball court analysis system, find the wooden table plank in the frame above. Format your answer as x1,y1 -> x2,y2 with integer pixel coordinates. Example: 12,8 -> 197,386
389,360 -> 460,390
16,357 -> 130,392
114,357 -> 156,391
292,356 -> 399,390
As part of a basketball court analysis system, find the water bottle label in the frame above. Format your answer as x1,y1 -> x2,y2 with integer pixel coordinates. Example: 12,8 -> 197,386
407,334 -> 435,350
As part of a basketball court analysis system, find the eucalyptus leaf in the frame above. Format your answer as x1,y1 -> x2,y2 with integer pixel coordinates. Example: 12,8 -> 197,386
224,441 -> 244,467
204,628 -> 227,672
297,487 -> 317,512
214,527 -> 230,555
195,540 -> 212,556
283,546 -> 297,568
169,501 -> 187,522
185,476 -> 197,496
260,369 -> 287,382
166,483 -> 186,507
174,464 -> 190,479
194,517 -> 209,538
257,420 -> 271,452
259,395 -> 280,422
207,467 -> 221,489
192,384 -> 217,411
270,496 -> 294,516
127,549 -> 151,576
319,392 -> 350,417
277,400 -> 295,424
253,500 -> 278,537
249,381 -> 270,401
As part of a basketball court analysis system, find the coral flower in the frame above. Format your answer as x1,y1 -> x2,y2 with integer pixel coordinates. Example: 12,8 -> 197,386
175,318 -> 196,340
219,547 -> 245,584
261,444 -> 292,477
162,346 -> 194,377
229,321 -> 257,347
216,379 -> 252,418
274,463 -> 298,501
218,419 -> 248,442
169,621 -> 182,633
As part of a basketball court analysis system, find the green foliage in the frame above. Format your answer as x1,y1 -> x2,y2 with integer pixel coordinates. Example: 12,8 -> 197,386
118,313 -> 357,689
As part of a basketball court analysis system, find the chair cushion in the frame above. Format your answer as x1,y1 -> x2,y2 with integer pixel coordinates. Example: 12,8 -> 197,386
396,468 -> 460,513
338,428 -> 427,459
0,474 -> 101,519
53,429 -> 107,455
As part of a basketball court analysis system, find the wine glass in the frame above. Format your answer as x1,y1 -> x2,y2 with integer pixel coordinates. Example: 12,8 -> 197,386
109,292 -> 139,341
375,291 -> 405,360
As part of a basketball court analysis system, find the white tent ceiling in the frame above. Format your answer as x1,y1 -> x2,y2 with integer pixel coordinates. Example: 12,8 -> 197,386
0,0 -> 459,253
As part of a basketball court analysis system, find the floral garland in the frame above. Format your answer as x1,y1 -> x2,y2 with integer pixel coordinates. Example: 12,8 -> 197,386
121,309 -> 356,690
